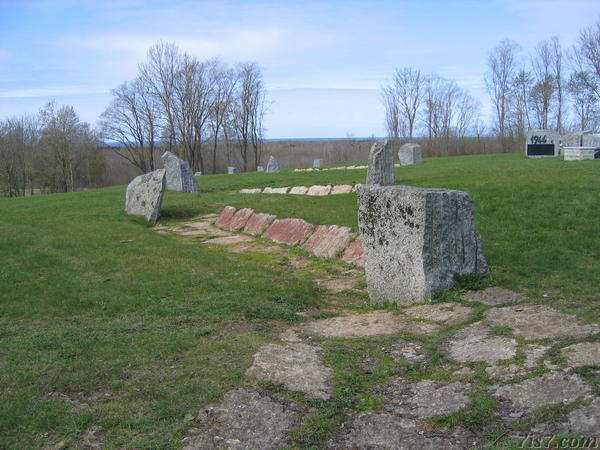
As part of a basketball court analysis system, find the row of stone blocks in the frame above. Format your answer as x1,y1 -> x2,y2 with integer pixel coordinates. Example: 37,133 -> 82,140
215,206 -> 364,267
239,184 -> 357,195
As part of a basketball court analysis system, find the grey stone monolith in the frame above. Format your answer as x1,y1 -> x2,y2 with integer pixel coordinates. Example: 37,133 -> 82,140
257,165 -> 264,172
313,159 -> 323,169
266,156 -> 280,173
125,169 -> 166,225
227,166 -> 239,174
582,133 -> 600,148
160,151 -> 200,193
357,185 -> 487,304
366,140 -> 395,185
398,143 -> 422,166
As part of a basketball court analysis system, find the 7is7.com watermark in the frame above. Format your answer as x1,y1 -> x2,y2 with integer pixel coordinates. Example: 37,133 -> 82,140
519,433 -> 599,448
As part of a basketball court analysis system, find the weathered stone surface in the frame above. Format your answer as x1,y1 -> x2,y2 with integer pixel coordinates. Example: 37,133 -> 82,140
523,343 -> 551,367
385,340 -> 428,363
243,212 -> 276,235
464,287 -> 526,305
582,132 -> 600,148
495,372 -> 592,412
358,185 -> 488,304
227,166 -> 238,174
486,344 -> 550,379
445,322 -> 517,363
299,311 -> 440,338
526,129 -> 560,157
565,397 -> 600,435
161,151 -> 200,193
328,412 -> 471,449
216,206 -> 236,228
227,208 -> 254,231
183,389 -> 303,450
307,185 -> 332,196
262,187 -> 289,194
203,235 -> 255,246
341,236 -> 364,267
404,302 -> 472,325
246,343 -> 332,399
331,184 -> 353,194
485,305 -> 600,340
266,155 -> 280,173
313,159 -> 323,168
263,218 -> 314,245
180,221 -> 232,237
289,186 -> 308,195
194,171 -> 202,176
561,342 -> 600,367
302,225 -> 353,259
562,132 -> 583,147
564,147 -> 599,160
366,140 -> 395,185
376,378 -> 472,418
239,188 -> 261,194
398,143 -> 422,166
124,169 -> 166,225
256,165 -> 264,172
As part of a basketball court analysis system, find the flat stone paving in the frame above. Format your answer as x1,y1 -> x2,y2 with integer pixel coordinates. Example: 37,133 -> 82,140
404,302 -> 473,324
384,340 -> 428,363
561,342 -> 600,367
464,286 -> 526,305
445,322 -> 518,363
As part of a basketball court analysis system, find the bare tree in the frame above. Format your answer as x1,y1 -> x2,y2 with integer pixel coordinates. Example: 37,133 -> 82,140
551,36 -> 565,133
0,116 -> 37,196
567,71 -> 599,131
100,77 -> 160,173
381,68 -> 423,140
572,19 -> 600,99
381,84 -> 401,140
486,39 -> 520,149
530,39 -> 555,129
208,61 -> 236,174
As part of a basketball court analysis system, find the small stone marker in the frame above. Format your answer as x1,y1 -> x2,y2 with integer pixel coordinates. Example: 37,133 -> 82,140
239,188 -> 261,194
216,206 -> 236,228
161,151 -> 200,193
398,143 -> 422,166
357,185 -> 487,304
366,140 -> 395,185
266,155 -> 280,173
124,169 -> 166,225
313,159 -> 323,169
302,225 -> 353,258
564,147 -> 599,160
227,166 -> 238,174
227,208 -> 254,231
263,218 -> 314,245
331,184 -> 353,194
289,186 -> 309,195
307,185 -> 332,196
525,129 -> 560,157
194,171 -> 202,176
263,187 -> 288,194
244,212 -> 276,235
257,165 -> 264,172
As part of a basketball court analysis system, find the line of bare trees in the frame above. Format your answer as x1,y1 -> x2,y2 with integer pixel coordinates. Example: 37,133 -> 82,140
100,41 -> 267,175
0,102 -> 103,197
383,19 -> 600,153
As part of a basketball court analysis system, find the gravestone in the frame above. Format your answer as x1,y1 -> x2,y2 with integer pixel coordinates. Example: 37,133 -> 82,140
366,140 -> 395,185
257,166 -> 264,172
266,156 -> 280,173
398,143 -> 422,166
124,169 -> 166,225
227,166 -> 239,174
313,159 -> 323,169
357,185 -> 487,304
525,129 -> 560,157
194,171 -> 202,176
160,151 -> 200,193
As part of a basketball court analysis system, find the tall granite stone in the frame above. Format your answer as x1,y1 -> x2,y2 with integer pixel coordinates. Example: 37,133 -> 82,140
357,185 -> 487,304
266,156 -> 280,173
398,143 -> 422,166
125,169 -> 166,225
227,166 -> 239,174
366,140 -> 395,185
160,151 -> 200,193
313,159 -> 323,169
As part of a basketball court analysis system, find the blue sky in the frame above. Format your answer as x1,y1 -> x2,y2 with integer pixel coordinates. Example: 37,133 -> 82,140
1,0 -> 599,138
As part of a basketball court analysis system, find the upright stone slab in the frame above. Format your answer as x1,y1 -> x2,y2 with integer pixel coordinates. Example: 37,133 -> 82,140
161,151 -> 200,193
266,156 -> 280,173
124,169 -> 166,225
398,143 -> 422,166
561,132 -> 583,148
525,129 -> 560,157
257,165 -> 264,172
357,185 -> 487,304
313,159 -> 323,169
227,166 -> 239,174
582,133 -> 600,148
366,140 -> 395,185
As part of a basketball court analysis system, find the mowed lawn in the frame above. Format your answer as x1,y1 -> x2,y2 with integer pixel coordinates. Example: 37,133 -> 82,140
0,153 -> 598,448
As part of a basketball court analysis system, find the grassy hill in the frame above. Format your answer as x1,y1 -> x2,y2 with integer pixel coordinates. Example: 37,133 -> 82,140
0,153 -> 598,447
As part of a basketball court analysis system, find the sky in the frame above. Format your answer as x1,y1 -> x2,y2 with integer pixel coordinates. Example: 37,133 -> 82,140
1,0 -> 599,138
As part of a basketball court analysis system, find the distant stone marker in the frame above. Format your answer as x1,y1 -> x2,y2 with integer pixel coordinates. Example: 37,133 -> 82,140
266,155 -> 280,173
124,169 -> 166,225
257,165 -> 264,172
161,151 -> 200,193
227,166 -> 239,174
398,143 -> 422,166
582,133 -> 600,148
525,129 -> 560,157
357,185 -> 487,304
313,159 -> 323,169
366,140 -> 395,185
194,171 -> 202,176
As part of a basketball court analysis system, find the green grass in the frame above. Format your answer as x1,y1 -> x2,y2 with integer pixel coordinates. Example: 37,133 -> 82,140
0,152 -> 598,447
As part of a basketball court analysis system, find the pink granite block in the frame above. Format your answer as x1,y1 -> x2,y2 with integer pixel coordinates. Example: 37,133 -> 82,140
244,212 -> 276,235
302,225 -> 353,259
342,236 -> 365,267
216,206 -> 236,228
227,208 -> 255,230
263,218 -> 314,245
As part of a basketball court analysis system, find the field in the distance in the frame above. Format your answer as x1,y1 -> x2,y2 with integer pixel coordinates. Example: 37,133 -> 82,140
0,153 -> 598,448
